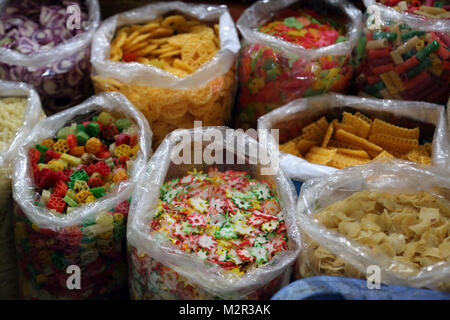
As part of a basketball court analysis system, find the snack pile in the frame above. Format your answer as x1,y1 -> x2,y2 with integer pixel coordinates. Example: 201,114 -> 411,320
0,0 -> 94,113
355,23 -> 450,104
129,168 -> 289,299
279,110 -> 433,168
110,15 -> 219,77
92,13 -> 236,147
0,97 -> 27,153
375,0 -> 450,19
237,8 -> 353,129
28,111 -> 139,214
14,198 -> 130,299
301,190 -> 450,277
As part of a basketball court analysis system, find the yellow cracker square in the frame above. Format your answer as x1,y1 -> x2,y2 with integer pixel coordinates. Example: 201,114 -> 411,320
280,139 -> 302,158
373,150 -> 395,160
336,148 -> 370,159
342,112 -> 371,139
305,146 -> 337,165
327,139 -> 361,150
321,124 -> 334,147
370,119 -> 420,140
368,133 -> 419,154
296,138 -> 319,155
328,153 -> 370,169
335,129 -> 383,158
332,119 -> 357,135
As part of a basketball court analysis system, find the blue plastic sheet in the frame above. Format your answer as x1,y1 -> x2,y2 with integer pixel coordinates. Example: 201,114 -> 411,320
272,276 -> 450,300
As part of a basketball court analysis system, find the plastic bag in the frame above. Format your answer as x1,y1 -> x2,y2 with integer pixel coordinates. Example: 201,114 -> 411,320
235,0 -> 363,129
258,93 -> 449,181
0,80 -> 43,299
12,92 -> 152,299
295,160 -> 450,292
353,4 -> 450,104
363,1 -> 450,26
90,1 -> 240,147
127,127 -> 301,300
0,0 -> 100,114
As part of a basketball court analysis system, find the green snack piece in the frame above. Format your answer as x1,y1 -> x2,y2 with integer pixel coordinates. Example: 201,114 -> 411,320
90,187 -> 106,198
66,181 -> 75,190
416,40 -> 441,61
284,17 -> 303,30
401,31 -> 426,42
75,131 -> 89,146
64,195 -> 78,207
364,81 -> 386,95
97,111 -> 115,126
85,122 -> 100,137
116,118 -> 131,131
77,123 -> 85,132
406,58 -> 432,78
92,116 -> 98,121
35,144 -> 49,153
372,30 -> 397,42
403,49 -> 417,60
105,157 -> 115,170
434,2 -> 442,8
51,254 -> 68,271
70,170 -> 89,182
336,35 -> 346,43
56,126 -> 76,140
113,224 -> 126,242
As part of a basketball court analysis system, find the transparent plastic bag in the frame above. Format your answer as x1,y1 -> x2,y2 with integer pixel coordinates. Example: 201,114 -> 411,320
0,80 -> 43,299
12,92 -> 152,299
127,127 -> 301,300
0,0 -> 100,114
353,4 -> 450,104
90,1 -> 240,147
235,0 -> 363,129
296,160 -> 450,291
258,93 -> 449,182
363,0 -> 450,26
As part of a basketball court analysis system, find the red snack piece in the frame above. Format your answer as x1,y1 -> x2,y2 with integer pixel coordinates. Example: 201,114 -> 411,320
102,123 -> 119,141
114,200 -> 130,216
96,151 -> 110,159
47,195 -> 66,213
115,133 -> 130,146
53,180 -> 68,197
46,149 -> 61,159
86,163 -> 97,176
129,135 -> 138,147
35,168 -> 58,189
95,161 -> 111,176
115,156 -> 130,168
29,148 -> 41,164
55,170 -> 70,182
123,52 -> 137,62
88,176 -> 103,188
66,134 -> 77,148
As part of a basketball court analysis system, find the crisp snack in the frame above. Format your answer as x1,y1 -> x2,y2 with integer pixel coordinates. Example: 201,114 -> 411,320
0,97 -> 27,153
300,190 -> 450,282
110,15 -> 219,78
278,110 -> 433,169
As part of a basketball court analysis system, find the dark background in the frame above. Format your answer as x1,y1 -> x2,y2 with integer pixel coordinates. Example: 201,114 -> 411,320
98,0 -> 366,21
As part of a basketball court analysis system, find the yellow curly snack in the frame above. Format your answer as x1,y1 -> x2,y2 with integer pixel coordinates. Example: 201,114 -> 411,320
327,152 -> 370,169
305,146 -> 337,165
368,133 -> 419,154
370,119 -> 420,140
335,129 -> 383,158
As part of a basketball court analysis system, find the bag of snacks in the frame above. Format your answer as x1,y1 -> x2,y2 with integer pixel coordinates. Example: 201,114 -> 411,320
235,0 -> 363,129
258,93 -> 449,181
354,4 -> 450,104
296,160 -> 450,291
90,1 -> 240,147
127,127 -> 301,299
12,92 -> 152,299
0,0 -> 100,114
363,0 -> 450,22
0,80 -> 43,299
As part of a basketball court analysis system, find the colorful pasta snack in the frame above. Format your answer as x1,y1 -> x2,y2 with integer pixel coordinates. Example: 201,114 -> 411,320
0,0 -> 100,114
127,127 -> 300,300
354,4 -> 450,103
235,0 -> 362,129
12,92 -> 152,299
91,2 -> 240,147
